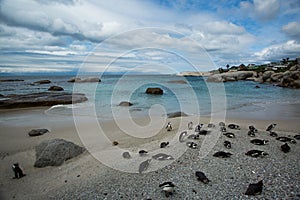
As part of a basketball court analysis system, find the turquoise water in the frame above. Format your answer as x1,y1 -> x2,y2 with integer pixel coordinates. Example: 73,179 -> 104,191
1,75 -> 300,120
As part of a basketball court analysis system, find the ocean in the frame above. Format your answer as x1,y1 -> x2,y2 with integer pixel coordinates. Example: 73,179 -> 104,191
1,74 -> 300,121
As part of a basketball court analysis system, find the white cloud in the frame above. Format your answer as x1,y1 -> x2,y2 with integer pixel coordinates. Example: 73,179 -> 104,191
240,0 -> 280,21
282,22 -> 300,41
254,40 -> 300,61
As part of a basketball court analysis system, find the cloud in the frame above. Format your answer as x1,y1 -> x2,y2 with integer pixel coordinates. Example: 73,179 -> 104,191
240,0 -> 280,21
254,40 -> 300,61
282,21 -> 300,41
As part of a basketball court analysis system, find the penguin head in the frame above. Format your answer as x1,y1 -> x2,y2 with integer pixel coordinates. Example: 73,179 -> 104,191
290,139 -> 296,144
263,140 -> 269,144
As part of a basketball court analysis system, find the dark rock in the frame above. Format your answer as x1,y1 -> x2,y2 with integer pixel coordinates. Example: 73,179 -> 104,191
28,129 -> 49,137
48,86 -> 64,91
167,80 -> 187,84
34,80 -> 51,84
255,85 -> 260,88
0,92 -> 88,109
0,79 -> 24,82
145,87 -> 163,95
34,139 -> 85,168
167,111 -> 188,118
119,101 -> 133,106
68,77 -> 101,83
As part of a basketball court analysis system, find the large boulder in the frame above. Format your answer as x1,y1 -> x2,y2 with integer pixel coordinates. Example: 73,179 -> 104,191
167,111 -> 188,118
278,71 -> 300,88
34,139 -> 85,168
0,92 -> 88,109
145,87 -> 163,95
28,129 -> 49,137
207,71 -> 254,82
68,77 -> 101,83
34,80 -> 51,84
270,73 -> 284,82
48,86 -> 64,91
119,101 -> 133,106
262,71 -> 275,81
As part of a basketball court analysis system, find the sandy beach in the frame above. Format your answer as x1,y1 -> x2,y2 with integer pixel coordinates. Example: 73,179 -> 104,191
0,106 -> 299,199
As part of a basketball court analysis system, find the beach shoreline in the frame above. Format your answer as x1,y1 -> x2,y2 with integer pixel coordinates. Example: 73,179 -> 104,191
0,104 -> 299,199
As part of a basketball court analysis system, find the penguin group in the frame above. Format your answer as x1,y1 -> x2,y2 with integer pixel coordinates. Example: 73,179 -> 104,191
118,120 -> 298,198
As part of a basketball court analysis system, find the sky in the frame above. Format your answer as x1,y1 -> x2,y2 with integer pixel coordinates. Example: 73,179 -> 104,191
0,0 -> 300,74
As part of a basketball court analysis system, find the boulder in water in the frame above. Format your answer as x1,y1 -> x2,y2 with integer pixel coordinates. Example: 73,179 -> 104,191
48,86 -> 64,91
145,87 -> 163,95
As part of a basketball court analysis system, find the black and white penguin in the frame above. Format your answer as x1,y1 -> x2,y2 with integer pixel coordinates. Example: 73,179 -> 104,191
160,142 -> 169,148
223,132 -> 235,138
245,180 -> 263,196
228,123 -> 240,130
122,152 -> 131,159
139,150 -> 148,156
166,122 -> 172,131
188,122 -> 193,130
219,122 -> 225,127
152,153 -> 174,160
195,171 -> 210,184
281,143 -> 290,153
213,151 -> 232,158
220,126 -> 227,133
159,181 -> 175,197
276,136 -> 296,144
249,125 -> 258,132
250,139 -> 269,145
248,130 -> 256,137
269,131 -> 278,137
245,150 -> 268,158
198,130 -> 209,135
266,123 -> 276,132
294,134 -> 300,140
12,163 -> 25,179
208,123 -> 215,128
186,141 -> 198,149
195,124 -> 203,133
187,134 -> 200,140
224,141 -> 232,149
179,131 -> 188,143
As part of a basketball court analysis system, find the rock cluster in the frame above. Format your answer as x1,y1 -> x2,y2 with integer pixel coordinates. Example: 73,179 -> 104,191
207,71 -> 255,82
207,65 -> 300,88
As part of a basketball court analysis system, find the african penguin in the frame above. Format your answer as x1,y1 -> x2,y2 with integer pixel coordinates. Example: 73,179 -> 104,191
213,151 -> 232,158
228,123 -> 240,130
223,141 -> 232,149
166,122 -> 172,131
12,163 -> 25,179
223,132 -> 235,138
195,171 -> 210,184
159,182 -> 175,197
250,139 -> 269,145
276,136 -> 296,144
266,123 -> 276,132
245,150 -> 268,158
245,180 -> 263,196
281,143 -> 290,153
160,142 -> 169,148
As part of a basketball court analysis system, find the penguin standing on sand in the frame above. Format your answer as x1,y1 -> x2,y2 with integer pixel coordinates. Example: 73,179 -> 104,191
281,143 -> 290,153
245,180 -> 263,195
224,141 -> 232,149
195,171 -> 210,184
166,122 -> 172,131
188,122 -> 193,130
159,182 -> 175,197
12,163 -> 26,179
160,142 -> 169,148
266,123 -> 276,132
